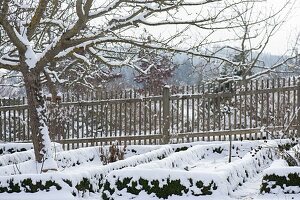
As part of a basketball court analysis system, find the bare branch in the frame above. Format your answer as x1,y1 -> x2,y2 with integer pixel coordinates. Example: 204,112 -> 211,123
27,0 -> 49,39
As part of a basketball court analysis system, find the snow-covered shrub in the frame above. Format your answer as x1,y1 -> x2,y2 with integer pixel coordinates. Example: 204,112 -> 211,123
223,144 -> 275,195
136,141 -> 266,170
0,142 -> 62,174
261,160 -> 300,194
0,177 -> 63,193
0,150 -> 34,167
262,123 -> 299,165
56,144 -> 161,169
0,143 -> 33,156
55,146 -> 102,169
261,173 -> 300,194
123,145 -> 162,158
260,141 -> 300,194
265,138 -> 299,166
102,169 -> 220,200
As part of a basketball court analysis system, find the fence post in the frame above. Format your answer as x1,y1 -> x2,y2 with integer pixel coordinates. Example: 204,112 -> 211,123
162,85 -> 171,144
297,78 -> 300,138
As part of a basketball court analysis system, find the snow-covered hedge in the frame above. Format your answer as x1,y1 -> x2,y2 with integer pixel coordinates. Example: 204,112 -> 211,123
56,144 -> 163,169
102,169 -> 222,200
135,141 -> 260,170
56,146 -> 102,169
0,143 -> 63,176
0,139 -> 294,197
102,141 -> 276,199
0,143 -> 33,156
0,146 -> 173,196
0,146 -> 100,176
0,150 -> 34,167
223,144 -> 275,195
124,145 -> 162,158
0,143 -> 162,176
261,160 -> 300,194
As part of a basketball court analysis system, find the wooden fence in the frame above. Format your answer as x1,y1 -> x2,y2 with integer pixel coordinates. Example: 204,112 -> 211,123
0,77 -> 300,149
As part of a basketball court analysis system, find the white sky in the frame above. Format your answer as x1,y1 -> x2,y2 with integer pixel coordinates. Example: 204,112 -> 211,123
264,0 -> 300,55
143,0 -> 300,56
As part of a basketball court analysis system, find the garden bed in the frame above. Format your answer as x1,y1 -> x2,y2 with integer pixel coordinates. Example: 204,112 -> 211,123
0,139 -> 295,199
102,140 -> 278,199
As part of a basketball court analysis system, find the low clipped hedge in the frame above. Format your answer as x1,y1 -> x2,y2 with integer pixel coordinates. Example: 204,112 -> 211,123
0,143 -> 33,156
0,150 -> 34,167
261,170 -> 300,194
260,141 -> 300,194
0,146 -> 173,196
0,178 -> 62,193
102,169 -> 220,200
102,177 -> 217,200
0,174 -> 102,196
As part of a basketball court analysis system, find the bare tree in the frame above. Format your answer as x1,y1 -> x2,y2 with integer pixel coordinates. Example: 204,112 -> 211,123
214,0 -> 299,84
0,0 -> 290,170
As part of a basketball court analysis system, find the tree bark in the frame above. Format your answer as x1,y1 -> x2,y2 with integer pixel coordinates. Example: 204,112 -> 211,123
23,70 -> 57,170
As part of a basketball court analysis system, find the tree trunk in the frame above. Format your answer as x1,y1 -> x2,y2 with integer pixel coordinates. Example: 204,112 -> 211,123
43,69 -> 60,140
23,70 -> 57,171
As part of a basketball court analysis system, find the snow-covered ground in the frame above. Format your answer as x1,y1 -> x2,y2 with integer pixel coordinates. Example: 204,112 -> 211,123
0,140 -> 299,200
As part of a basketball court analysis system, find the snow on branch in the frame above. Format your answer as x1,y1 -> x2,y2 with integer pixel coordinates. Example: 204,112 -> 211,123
247,55 -> 299,80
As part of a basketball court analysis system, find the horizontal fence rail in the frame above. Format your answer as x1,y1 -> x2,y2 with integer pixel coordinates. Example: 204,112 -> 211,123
0,77 -> 299,149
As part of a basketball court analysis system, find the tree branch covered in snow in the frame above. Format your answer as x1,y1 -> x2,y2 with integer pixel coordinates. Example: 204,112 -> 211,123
1,0 -> 285,90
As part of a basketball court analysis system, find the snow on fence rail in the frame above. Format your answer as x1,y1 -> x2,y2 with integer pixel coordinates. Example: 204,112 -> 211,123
0,77 -> 300,149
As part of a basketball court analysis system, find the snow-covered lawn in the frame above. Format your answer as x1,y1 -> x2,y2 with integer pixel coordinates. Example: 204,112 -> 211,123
0,140 -> 299,200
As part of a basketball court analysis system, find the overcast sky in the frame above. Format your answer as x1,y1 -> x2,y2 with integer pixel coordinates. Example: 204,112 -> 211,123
148,0 -> 300,56
264,0 -> 300,55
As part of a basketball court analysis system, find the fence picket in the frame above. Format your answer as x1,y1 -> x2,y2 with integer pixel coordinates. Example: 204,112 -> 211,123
233,81 -> 237,140
249,81 -> 253,130
207,83 -> 211,141
0,100 -> 2,141
201,84 -> 205,140
287,77 -> 291,130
